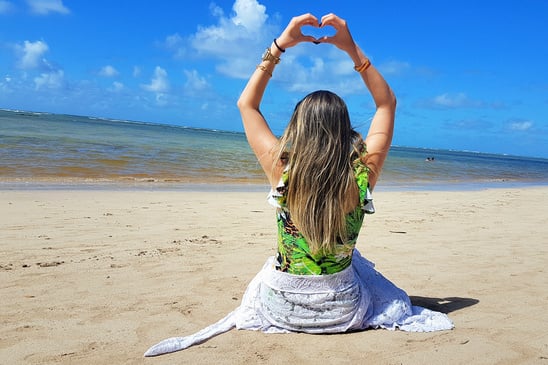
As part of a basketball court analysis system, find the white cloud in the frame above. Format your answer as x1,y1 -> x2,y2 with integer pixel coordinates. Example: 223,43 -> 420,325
164,33 -> 185,58
154,93 -> 168,106
379,60 -> 411,76
16,40 -> 49,69
434,93 -> 467,107
280,50 -> 364,96
429,92 -> 482,108
231,0 -> 268,30
142,67 -> 170,106
164,0 -> 270,61
1,74 -> 14,93
209,3 -> 223,18
194,0 -> 269,48
184,69 -> 210,92
108,81 -> 124,92
331,58 -> 355,76
99,65 -> 119,77
27,0 -> 69,15
165,33 -> 183,48
34,69 -> 64,89
0,1 -> 14,13
142,66 -> 169,93
183,0 -> 275,78
509,121 -> 533,131
420,92 -> 508,111
133,66 -> 142,77
446,118 -> 493,130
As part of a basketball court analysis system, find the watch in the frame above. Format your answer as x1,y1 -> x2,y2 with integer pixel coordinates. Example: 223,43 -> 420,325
262,48 -> 281,64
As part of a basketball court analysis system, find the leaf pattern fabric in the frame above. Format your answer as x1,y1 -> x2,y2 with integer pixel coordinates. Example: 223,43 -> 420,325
268,148 -> 374,275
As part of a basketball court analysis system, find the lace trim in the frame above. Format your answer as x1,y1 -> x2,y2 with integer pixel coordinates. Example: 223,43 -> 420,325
261,257 -> 357,293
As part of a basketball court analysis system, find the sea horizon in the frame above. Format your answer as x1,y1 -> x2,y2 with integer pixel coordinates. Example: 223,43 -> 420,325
3,107 -> 546,160
2,108 -> 548,192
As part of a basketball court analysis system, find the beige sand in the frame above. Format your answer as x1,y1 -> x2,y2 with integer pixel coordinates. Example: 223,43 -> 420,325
1,187 -> 547,364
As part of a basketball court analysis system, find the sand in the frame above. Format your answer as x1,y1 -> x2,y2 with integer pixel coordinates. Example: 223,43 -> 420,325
1,186 -> 547,364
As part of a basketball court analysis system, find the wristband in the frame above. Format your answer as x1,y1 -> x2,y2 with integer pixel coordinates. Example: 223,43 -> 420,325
273,38 -> 285,53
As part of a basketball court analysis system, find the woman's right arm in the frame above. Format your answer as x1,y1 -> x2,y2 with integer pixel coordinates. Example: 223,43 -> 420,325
319,14 -> 396,190
237,14 -> 319,186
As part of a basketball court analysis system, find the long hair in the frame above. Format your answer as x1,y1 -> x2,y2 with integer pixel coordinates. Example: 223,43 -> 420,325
276,90 -> 363,254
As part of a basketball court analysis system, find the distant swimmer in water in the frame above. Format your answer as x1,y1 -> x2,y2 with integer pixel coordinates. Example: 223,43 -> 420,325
426,157 -> 435,162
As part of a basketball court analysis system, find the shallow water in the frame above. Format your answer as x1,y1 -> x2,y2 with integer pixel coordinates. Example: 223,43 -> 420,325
2,109 -> 547,191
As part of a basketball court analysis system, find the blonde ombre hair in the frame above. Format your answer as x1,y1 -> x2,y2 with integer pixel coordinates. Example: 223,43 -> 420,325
276,90 -> 365,254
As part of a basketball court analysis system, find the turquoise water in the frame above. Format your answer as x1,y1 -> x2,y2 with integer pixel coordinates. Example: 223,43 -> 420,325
1,109 -> 547,190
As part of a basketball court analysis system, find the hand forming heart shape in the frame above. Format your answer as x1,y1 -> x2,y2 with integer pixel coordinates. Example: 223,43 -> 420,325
276,13 -> 353,51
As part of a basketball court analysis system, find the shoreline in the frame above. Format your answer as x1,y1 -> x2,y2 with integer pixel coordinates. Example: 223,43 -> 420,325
0,177 -> 547,192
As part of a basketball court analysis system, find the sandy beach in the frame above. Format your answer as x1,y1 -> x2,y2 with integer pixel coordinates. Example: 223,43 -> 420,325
1,186 -> 547,364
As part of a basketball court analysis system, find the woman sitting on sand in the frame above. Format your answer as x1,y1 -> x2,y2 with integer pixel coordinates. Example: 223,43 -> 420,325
145,13 -> 452,357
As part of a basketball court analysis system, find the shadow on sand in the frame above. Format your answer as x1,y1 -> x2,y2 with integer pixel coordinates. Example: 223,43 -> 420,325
410,296 -> 479,314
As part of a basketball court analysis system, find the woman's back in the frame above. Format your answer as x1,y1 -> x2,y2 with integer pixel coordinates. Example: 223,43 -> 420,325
269,147 -> 374,275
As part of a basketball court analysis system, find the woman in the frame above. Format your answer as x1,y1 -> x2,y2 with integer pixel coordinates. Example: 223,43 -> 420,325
239,12 -> 394,276
145,13 -> 452,357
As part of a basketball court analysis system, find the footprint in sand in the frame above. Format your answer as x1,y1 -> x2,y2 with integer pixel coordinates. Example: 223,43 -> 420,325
36,261 -> 64,267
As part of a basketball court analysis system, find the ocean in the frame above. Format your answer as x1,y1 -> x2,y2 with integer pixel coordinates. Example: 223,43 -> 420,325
1,109 -> 547,191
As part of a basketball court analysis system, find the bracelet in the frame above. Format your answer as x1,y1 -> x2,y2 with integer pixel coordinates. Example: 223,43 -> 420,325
354,58 -> 371,73
273,38 -> 285,53
256,64 -> 272,77
262,47 -> 281,64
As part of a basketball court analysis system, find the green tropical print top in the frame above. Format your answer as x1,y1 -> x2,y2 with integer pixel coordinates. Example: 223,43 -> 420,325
268,148 -> 375,275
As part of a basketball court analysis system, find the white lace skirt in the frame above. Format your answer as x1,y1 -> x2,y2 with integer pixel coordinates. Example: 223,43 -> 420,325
144,250 -> 453,357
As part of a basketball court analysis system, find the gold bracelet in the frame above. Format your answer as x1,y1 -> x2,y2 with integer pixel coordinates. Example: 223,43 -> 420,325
256,64 -> 272,77
354,58 -> 371,73
261,47 -> 281,64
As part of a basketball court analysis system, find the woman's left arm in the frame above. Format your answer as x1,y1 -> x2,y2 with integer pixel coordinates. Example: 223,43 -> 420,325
237,13 -> 319,186
236,39 -> 281,184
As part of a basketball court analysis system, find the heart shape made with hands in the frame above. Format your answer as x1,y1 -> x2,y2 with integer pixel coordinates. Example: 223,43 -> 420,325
301,24 -> 337,43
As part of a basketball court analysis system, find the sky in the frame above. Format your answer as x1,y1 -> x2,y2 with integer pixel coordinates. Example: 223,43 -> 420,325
1,0 -> 547,158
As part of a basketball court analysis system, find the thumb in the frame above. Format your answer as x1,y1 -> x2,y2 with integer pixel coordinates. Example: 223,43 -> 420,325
301,35 -> 319,43
317,35 -> 334,44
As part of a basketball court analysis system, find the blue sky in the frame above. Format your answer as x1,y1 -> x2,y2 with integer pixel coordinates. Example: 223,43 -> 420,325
1,0 -> 547,158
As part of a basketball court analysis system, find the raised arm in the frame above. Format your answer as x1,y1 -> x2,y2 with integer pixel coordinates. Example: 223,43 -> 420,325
237,14 -> 319,186
320,14 -> 396,190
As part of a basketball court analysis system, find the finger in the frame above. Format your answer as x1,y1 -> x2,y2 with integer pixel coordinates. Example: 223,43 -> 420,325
320,13 -> 336,26
300,35 -> 319,43
294,13 -> 319,27
320,13 -> 342,29
317,35 -> 334,44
